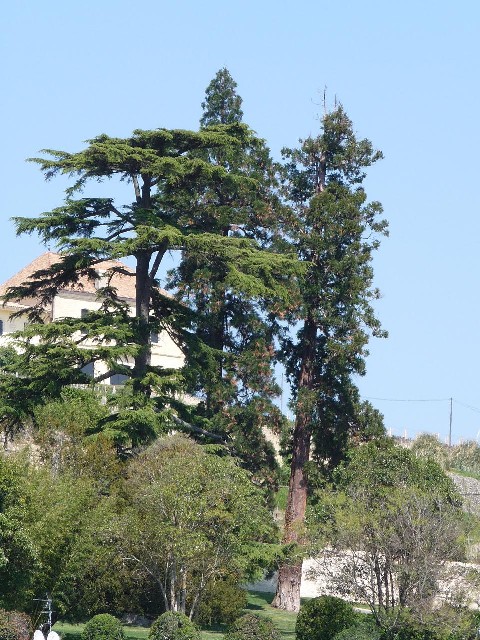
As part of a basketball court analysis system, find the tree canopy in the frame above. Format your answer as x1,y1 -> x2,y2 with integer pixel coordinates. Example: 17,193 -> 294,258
117,436 -> 278,618
309,440 -> 466,627
0,120 -> 296,452
273,105 -> 387,611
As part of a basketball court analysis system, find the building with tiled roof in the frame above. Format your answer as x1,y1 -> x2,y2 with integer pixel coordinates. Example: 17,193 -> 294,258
0,253 -> 184,383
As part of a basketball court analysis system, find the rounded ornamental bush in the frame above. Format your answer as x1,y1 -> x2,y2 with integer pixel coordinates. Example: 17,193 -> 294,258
81,614 -> 125,640
224,613 -> 280,640
296,596 -> 357,640
148,612 -> 200,640
0,610 -> 32,640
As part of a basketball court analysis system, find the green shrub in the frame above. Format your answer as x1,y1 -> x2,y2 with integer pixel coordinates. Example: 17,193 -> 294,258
381,626 -> 439,640
296,596 -> 356,640
224,613 -> 280,640
81,614 -> 125,640
148,612 -> 200,640
195,578 -> 248,626
334,616 -> 382,640
0,610 -> 32,640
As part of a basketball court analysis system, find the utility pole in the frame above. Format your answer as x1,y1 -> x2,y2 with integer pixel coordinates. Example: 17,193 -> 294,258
449,397 -> 453,447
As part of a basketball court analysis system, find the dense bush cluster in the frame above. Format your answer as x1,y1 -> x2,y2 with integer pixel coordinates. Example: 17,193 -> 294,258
411,433 -> 480,477
148,612 -> 200,640
0,610 -> 32,640
224,613 -> 280,640
195,578 -> 248,626
296,596 -> 356,640
81,614 -> 125,640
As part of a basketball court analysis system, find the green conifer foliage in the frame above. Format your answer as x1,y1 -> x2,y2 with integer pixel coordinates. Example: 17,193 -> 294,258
171,69 -> 290,486
0,123 -> 295,450
200,68 -> 243,126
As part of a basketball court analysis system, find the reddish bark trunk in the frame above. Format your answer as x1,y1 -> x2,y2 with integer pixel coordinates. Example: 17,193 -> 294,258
272,316 -> 316,612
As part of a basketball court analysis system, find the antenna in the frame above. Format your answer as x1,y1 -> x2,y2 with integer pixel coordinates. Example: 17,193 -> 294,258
33,594 -> 54,635
323,86 -> 327,115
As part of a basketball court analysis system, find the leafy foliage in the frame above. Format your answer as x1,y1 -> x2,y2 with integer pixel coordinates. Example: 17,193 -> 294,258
449,440 -> 480,475
51,497 -> 146,621
173,68 -> 291,489
0,120 -> 295,452
0,455 -> 38,610
148,612 -> 200,640
410,433 -> 449,469
0,610 -> 32,640
295,596 -> 356,640
33,388 -> 121,487
200,68 -> 243,127
81,614 -> 125,640
333,616 -> 382,640
309,440 -> 466,626
224,613 -> 281,640
194,577 -> 248,626
273,104 -> 387,610
119,435 -> 278,617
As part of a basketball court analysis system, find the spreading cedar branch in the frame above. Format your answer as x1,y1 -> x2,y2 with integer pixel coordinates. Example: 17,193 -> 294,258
0,123 -> 301,453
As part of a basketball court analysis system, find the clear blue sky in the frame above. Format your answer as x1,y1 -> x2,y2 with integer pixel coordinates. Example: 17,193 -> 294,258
2,0 -> 480,443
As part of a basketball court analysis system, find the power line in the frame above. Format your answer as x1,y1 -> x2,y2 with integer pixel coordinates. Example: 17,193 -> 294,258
365,396 -> 480,413
363,396 -> 480,445
453,399 -> 480,414
365,396 -> 450,403
365,396 -> 480,414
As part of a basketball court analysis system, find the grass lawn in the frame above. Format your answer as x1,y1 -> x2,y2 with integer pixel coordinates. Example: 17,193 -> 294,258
53,591 -> 297,640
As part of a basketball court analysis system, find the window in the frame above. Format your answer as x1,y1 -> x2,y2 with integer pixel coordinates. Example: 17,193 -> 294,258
81,362 -> 94,378
80,308 -> 89,335
0,320 -> 3,336
110,373 -> 129,385
150,331 -> 159,344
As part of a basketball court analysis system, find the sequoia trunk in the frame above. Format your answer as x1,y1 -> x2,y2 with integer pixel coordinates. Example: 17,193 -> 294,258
272,316 -> 316,611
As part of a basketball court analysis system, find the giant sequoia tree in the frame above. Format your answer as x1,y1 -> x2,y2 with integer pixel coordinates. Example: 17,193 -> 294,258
0,123 -> 293,448
272,106 -> 388,611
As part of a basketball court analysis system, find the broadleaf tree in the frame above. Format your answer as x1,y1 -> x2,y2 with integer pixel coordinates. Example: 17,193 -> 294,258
272,105 -> 388,611
118,435 -> 278,618
308,440 -> 466,628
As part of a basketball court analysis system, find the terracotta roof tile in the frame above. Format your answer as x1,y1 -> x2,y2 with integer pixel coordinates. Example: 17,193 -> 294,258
0,252 -> 168,304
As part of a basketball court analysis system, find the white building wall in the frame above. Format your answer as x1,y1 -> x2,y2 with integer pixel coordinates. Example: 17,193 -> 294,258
0,307 -> 27,337
0,291 -> 185,377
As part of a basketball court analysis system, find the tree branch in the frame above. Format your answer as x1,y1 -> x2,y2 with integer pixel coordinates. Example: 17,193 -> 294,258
149,242 -> 169,283
170,415 -> 228,444
132,174 -> 141,202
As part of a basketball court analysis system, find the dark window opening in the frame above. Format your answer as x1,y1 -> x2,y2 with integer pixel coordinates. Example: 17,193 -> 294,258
80,309 -> 89,335
81,362 -> 94,378
110,373 -> 129,385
